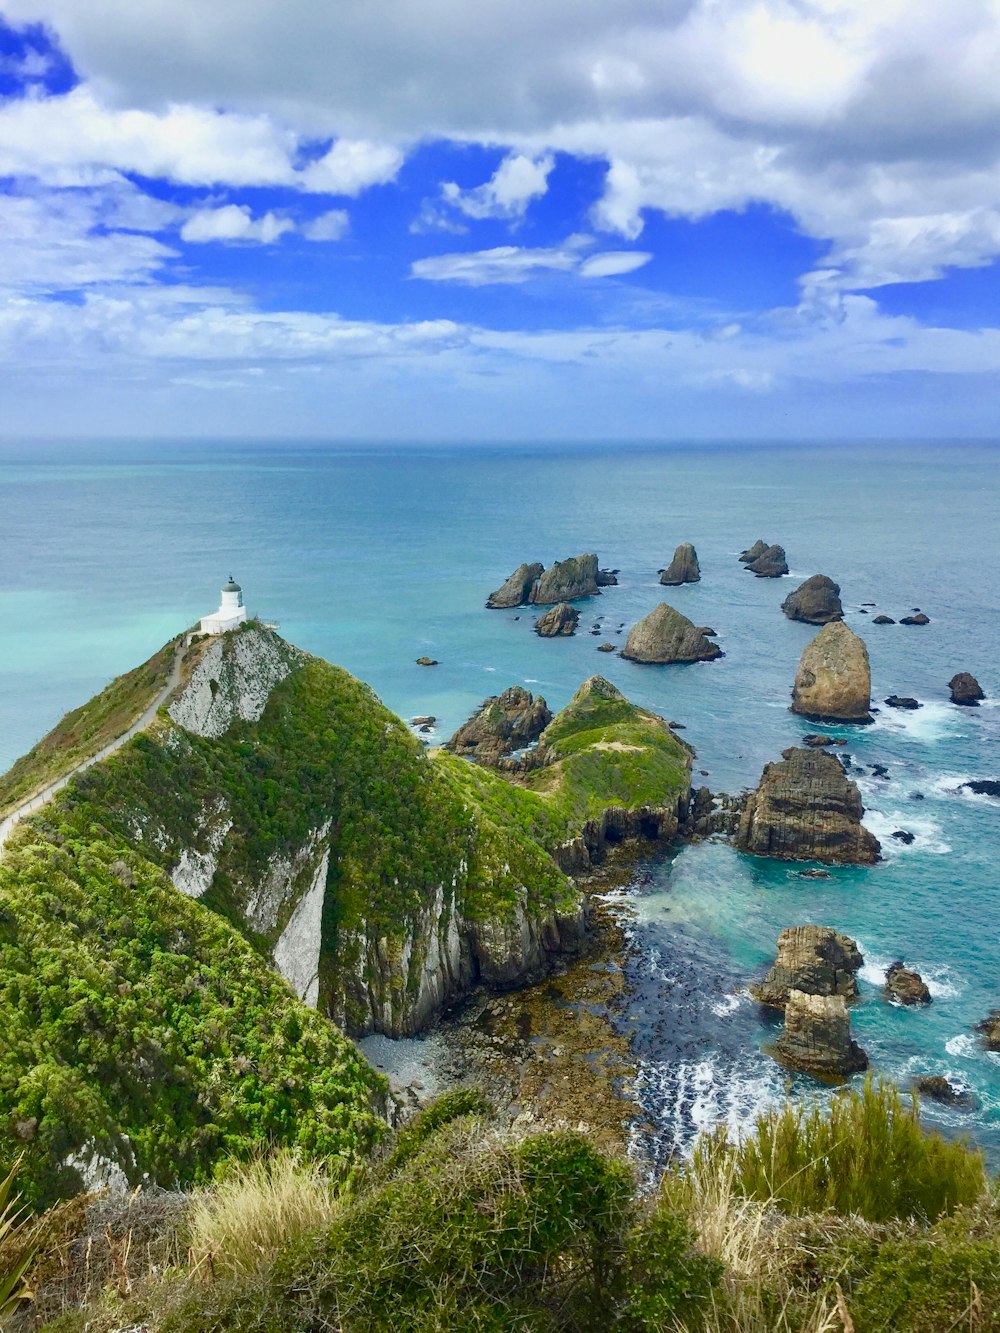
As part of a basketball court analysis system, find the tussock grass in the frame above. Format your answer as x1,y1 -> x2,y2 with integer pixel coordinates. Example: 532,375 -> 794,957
186,1150 -> 338,1279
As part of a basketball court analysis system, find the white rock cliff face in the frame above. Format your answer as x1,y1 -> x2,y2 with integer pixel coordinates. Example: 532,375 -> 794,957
168,629 -> 301,739
274,848 -> 329,1008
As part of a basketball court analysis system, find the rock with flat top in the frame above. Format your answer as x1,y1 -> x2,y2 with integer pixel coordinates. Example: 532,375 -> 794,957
751,924 -> 863,1008
534,603 -> 579,637
791,622 -> 873,723
949,673 -> 985,706
620,603 -> 723,664
774,991 -> 868,1078
487,562 -> 545,609
782,575 -> 843,624
736,747 -> 880,864
659,542 -> 700,586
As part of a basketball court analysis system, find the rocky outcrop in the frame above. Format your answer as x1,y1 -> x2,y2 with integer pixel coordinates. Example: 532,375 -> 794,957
596,568 -> 619,587
534,602 -> 579,637
949,672 -> 985,705
659,542 -> 700,586
530,553 -> 600,604
976,1012 -> 1000,1049
884,961 -> 931,1006
751,925 -> 863,1008
167,627 -> 302,739
791,622 -> 873,723
596,642 -> 616,652
963,779 -> 1000,798
445,686 -> 552,765
774,991 -> 868,1078
781,575 -> 843,624
884,695 -> 920,710
802,734 -> 847,748
620,603 -> 723,664
900,612 -> 930,625
912,1076 -> 977,1109
487,562 -> 545,608
745,544 -> 788,577
872,615 -> 895,624
739,539 -> 769,563
684,786 -> 746,837
735,747 -> 880,864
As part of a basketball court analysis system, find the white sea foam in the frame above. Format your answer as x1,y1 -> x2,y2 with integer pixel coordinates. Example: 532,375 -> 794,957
710,993 -> 743,1018
946,1034 -> 978,1058
871,700 -> 961,744
927,773 -> 1000,806
858,947 -> 960,998
861,808 -> 952,855
922,965 -> 960,999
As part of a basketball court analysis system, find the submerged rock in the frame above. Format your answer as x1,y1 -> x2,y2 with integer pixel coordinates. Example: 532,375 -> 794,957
620,603 -> 723,664
596,642 -> 616,652
872,615 -> 895,625
803,734 -> 847,747
445,686 -> 552,766
735,747 -> 880,864
949,672 -> 985,706
659,542 -> 701,586
745,544 -> 788,577
912,1076 -> 978,1109
415,657 -> 439,666
884,695 -> 920,710
791,621 -> 873,724
751,924 -> 863,1008
781,575 -> 843,624
534,602 -> 579,637
739,539 -> 769,563
884,961 -> 931,1006
486,561 -> 545,609
530,553 -> 600,604
775,991 -> 868,1078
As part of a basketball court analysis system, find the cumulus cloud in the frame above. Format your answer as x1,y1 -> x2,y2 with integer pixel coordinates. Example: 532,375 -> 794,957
439,152 -> 554,221
303,209 -> 350,241
412,237 -> 650,284
181,205 -> 294,244
299,140 -> 403,195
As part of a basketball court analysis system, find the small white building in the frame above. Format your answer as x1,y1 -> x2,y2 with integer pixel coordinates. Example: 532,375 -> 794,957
200,576 -> 249,635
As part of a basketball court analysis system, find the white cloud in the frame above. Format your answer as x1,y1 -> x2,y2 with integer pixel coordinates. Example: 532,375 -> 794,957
180,205 -> 294,244
299,140 -> 403,195
411,237 -> 650,285
303,209 -> 350,241
440,152 -> 554,221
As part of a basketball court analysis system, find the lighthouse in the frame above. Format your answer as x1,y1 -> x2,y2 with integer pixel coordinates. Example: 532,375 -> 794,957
199,576 -> 249,635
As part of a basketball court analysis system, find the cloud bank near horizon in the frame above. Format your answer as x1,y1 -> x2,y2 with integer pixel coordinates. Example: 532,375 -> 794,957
2,1 -> 1000,439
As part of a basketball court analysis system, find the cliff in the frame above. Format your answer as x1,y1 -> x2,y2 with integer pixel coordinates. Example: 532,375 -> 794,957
0,628 -> 691,1203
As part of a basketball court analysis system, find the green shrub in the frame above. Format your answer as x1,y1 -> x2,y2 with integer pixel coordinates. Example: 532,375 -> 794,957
729,1078 -> 985,1221
612,1198 -> 722,1331
381,1087 -> 493,1174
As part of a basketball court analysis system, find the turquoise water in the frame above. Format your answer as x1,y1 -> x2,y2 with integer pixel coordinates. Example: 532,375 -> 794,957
2,440 -> 999,1158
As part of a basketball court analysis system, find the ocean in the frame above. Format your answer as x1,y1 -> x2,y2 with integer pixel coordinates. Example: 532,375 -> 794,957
2,439 -> 999,1159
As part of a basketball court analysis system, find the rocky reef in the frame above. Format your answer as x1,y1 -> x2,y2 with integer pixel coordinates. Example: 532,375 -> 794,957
950,672 -> 985,705
534,602 -> 579,637
751,924 -> 863,1007
445,685 -> 552,765
620,603 -> 722,664
781,574 -> 843,624
791,621 -> 873,723
659,542 -> 700,585
735,747 -> 880,863
487,554 -> 603,607
774,991 -> 869,1078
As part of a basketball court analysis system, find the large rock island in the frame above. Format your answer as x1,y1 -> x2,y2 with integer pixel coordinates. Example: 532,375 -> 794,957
620,603 -> 722,664
735,746 -> 880,863
791,621 -> 873,723
782,575 -> 843,624
659,542 -> 700,585
487,553 -> 603,607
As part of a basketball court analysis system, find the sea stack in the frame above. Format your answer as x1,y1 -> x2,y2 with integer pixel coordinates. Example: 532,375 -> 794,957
791,622 -> 873,723
659,543 -> 700,586
781,575 -> 843,625
620,603 -> 722,664
534,603 -> 579,637
745,544 -> 788,577
486,562 -> 545,609
735,747 -> 880,864
949,672 -> 985,706
530,554 -> 600,604
751,925 -> 863,1008
775,991 -> 869,1078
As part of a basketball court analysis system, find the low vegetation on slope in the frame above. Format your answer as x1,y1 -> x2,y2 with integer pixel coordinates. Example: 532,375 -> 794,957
0,821 -> 387,1209
12,1081 -> 996,1333
0,637 -> 180,819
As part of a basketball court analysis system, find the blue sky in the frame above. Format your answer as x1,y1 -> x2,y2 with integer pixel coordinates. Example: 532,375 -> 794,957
2,1 -> 1000,440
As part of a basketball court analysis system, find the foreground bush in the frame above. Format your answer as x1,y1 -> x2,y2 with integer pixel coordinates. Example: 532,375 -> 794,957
727,1077 -> 985,1221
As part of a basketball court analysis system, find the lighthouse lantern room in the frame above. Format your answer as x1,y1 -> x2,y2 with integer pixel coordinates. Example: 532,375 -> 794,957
200,577 -> 249,635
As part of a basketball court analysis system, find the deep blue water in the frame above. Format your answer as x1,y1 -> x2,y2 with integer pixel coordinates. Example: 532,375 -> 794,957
2,439 -> 999,1158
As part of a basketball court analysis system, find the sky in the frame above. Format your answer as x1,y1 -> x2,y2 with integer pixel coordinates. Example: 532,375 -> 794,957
2,1 -> 1000,441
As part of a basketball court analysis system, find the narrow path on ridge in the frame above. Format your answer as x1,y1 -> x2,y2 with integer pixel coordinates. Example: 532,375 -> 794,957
0,637 -> 187,856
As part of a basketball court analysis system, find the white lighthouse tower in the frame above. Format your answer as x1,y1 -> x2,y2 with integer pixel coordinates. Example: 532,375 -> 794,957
199,576 -> 249,635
